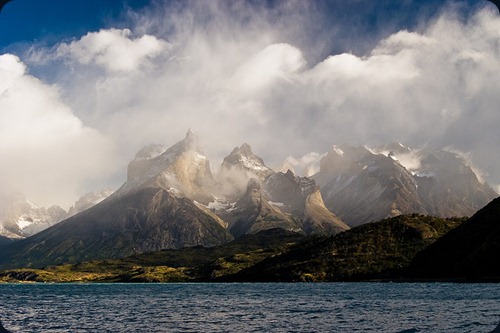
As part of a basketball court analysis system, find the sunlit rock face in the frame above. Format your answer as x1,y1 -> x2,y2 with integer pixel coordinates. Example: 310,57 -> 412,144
120,129 -> 216,205
314,143 -> 498,226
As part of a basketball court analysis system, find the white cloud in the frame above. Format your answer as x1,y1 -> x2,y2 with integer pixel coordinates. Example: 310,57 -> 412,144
231,43 -> 305,94
0,54 -> 116,208
56,28 -> 169,72
7,1 -> 500,208
280,153 -> 325,177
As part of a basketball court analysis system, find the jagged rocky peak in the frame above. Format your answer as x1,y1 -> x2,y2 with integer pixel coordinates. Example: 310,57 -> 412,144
168,128 -> 204,156
218,143 -> 274,200
119,130 -> 215,205
303,189 -> 350,235
265,169 -> 349,235
127,130 -> 205,182
221,143 -> 274,180
222,176 -> 303,238
314,144 -> 425,226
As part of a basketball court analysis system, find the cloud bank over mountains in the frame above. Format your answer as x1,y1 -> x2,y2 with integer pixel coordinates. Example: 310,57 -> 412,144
1,1 -> 499,207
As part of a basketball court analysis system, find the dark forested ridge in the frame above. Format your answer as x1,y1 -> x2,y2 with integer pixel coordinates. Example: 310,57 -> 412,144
408,196 -> 500,280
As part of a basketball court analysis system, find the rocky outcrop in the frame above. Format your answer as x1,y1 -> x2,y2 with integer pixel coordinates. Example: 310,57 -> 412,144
215,144 -> 349,237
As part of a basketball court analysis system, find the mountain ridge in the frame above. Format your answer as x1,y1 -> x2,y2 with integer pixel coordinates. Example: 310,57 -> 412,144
0,133 -> 496,270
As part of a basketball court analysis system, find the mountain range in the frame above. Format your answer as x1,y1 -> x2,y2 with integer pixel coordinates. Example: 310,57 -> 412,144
0,131 -> 347,268
0,190 -> 113,239
0,131 -> 496,269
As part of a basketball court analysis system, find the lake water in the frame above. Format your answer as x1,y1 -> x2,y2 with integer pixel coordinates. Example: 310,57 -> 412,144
0,283 -> 499,332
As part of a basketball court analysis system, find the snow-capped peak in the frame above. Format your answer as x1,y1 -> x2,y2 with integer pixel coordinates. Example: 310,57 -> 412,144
221,143 -> 273,177
332,145 -> 344,156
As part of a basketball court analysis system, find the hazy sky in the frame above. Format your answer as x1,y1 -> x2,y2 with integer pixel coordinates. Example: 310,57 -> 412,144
0,0 -> 499,208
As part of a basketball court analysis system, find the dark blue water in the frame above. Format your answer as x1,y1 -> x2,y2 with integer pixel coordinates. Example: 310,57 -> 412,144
0,283 -> 499,332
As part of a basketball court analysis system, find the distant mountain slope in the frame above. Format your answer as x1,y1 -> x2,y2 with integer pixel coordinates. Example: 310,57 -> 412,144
221,214 -> 464,282
408,196 -> 500,280
67,189 -> 114,217
0,187 -> 233,269
0,193 -> 66,239
0,235 -> 13,247
313,144 -> 497,226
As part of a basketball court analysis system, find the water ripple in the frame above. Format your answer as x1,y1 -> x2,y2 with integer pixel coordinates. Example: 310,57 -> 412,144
0,283 -> 498,332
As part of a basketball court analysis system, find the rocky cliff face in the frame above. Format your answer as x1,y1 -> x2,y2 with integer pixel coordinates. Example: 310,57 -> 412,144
313,144 -> 497,226
265,170 -> 349,235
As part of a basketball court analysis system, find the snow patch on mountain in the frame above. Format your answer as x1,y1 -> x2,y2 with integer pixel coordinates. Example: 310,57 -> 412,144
0,193 -> 67,239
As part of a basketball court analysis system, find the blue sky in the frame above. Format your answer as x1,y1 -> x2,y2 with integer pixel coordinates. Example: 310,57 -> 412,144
0,0 -> 150,48
0,0 -> 499,207
0,0 -> 487,52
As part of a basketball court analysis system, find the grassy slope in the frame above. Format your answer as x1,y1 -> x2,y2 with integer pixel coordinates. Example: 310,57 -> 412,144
0,229 -> 305,283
